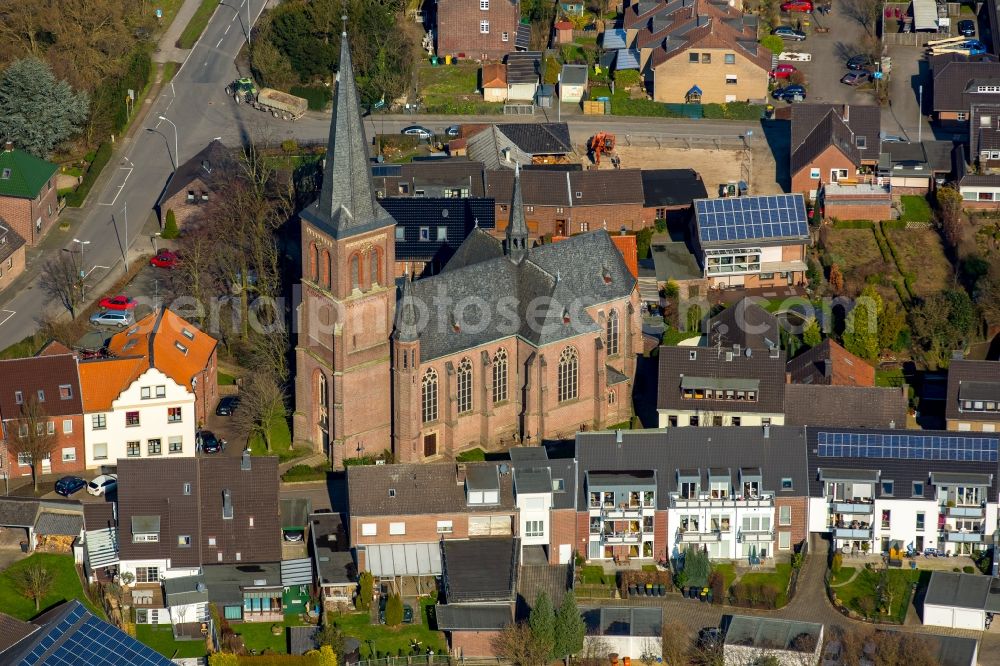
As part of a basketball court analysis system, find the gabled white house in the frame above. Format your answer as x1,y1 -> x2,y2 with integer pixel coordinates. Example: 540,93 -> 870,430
79,358 -> 196,467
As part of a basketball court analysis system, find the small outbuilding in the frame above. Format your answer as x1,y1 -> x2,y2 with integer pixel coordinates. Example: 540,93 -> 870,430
922,571 -> 1000,631
553,21 -> 574,45
559,64 -> 588,103
481,63 -> 508,103
582,607 -> 662,659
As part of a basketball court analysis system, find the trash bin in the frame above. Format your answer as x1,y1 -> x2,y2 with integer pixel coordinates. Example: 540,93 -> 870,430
445,55 -> 453,65
19,541 -> 28,553
430,56 -> 439,66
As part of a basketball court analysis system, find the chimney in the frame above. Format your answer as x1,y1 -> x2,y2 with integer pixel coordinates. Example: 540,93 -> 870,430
823,358 -> 833,379
620,225 -> 627,236
241,449 -> 251,471
842,104 -> 850,123
616,429 -> 623,445
456,463 -> 468,485
763,424 -> 770,439
3,141 -> 11,153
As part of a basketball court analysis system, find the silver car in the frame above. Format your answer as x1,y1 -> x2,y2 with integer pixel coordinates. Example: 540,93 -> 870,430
90,310 -> 134,327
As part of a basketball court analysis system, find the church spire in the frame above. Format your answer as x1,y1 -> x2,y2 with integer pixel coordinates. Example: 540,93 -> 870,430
302,24 -> 393,238
394,274 -> 419,342
505,162 -> 529,263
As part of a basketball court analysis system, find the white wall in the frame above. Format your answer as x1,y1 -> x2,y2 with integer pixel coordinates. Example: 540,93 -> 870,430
516,491 -> 552,547
873,498 -> 939,552
560,84 -> 585,102
84,368 -> 196,468
759,246 -> 783,263
585,635 -> 661,660
923,604 -> 985,631
667,505 -> 776,560
507,83 -> 537,101
169,601 -> 210,626
807,497 -> 829,534
657,409 -> 785,428
119,558 -> 201,581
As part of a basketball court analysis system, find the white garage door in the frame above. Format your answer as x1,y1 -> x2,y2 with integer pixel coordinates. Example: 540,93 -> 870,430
954,608 -> 984,630
923,605 -> 955,628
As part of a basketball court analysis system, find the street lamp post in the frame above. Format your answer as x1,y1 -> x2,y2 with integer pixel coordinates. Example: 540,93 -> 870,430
158,115 -> 179,171
152,232 -> 162,254
72,238 -> 92,300
221,0 -> 252,46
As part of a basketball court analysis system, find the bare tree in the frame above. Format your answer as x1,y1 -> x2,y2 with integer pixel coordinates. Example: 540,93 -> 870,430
661,620 -> 692,665
14,560 -> 53,611
40,252 -> 84,317
232,373 -> 286,451
842,0 -> 882,35
6,398 -> 59,493
580,635 -> 614,666
490,623 -> 553,666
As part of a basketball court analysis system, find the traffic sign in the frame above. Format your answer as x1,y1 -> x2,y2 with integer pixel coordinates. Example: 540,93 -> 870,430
873,71 -> 883,79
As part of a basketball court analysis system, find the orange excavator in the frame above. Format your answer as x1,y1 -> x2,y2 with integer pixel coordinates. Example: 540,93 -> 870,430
588,132 -> 616,166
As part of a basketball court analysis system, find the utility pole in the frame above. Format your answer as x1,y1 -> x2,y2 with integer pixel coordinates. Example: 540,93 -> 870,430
918,85 -> 923,144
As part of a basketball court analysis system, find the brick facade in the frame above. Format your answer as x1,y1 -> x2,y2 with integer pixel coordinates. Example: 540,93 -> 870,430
159,174 -> 212,229
494,202 -> 650,237
791,145 -> 856,199
192,346 -> 218,427
2,414 -> 86,478
349,511 -> 516,547
549,508 -> 577,564
824,201 -> 892,222
450,629 -> 504,657
0,182 -> 58,246
0,243 -> 26,292
437,0 -> 520,60
775,495 -> 809,553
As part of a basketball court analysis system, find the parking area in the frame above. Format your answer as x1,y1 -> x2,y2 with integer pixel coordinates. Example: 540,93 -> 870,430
884,44 -> 933,138
772,6 -> 875,106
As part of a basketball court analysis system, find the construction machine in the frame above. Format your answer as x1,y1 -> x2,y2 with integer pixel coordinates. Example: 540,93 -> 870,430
588,132 -> 616,166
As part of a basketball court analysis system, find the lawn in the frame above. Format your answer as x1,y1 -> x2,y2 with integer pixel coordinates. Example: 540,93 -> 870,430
332,598 -> 446,658
885,228 -> 951,298
135,624 -> 207,659
233,616 -> 309,654
281,463 -> 330,483
661,327 -> 701,346
161,61 -> 181,87
712,562 -> 737,591
455,448 -> 485,462
0,554 -> 104,620
875,367 -> 906,388
899,195 -> 933,223
738,563 -> 793,608
176,0 -> 221,49
417,62 -> 504,115
832,567 -> 928,623
829,566 -> 857,587
578,565 -> 613,586
249,414 -> 307,462
218,371 -> 237,386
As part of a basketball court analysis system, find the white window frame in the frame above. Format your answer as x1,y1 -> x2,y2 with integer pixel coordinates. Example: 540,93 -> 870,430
62,419 -> 72,434
361,523 -> 377,536
437,520 -> 454,534
779,505 -> 792,526
525,520 -> 544,537
778,531 -> 791,550
61,447 -> 76,462
809,167 -> 820,179
389,522 -> 406,535
502,31 -> 509,42
480,19 -> 490,33
93,443 -> 108,460
480,0 -> 489,8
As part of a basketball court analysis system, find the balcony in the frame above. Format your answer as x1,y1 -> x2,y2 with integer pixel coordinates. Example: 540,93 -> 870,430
941,530 -> 985,543
944,505 -> 985,519
603,531 -> 642,544
737,530 -> 773,543
677,530 -> 723,543
832,526 -> 873,540
602,507 -> 646,519
829,500 -> 874,515
669,492 -> 774,509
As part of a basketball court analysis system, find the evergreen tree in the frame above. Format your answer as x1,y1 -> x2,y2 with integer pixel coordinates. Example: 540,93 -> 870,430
553,591 -> 585,659
0,58 -> 89,157
162,210 -> 180,239
385,593 -> 403,626
528,591 -> 555,658
844,285 -> 882,363
803,317 -> 822,348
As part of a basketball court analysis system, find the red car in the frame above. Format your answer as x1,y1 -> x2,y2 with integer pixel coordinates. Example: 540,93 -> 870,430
771,64 -> 798,79
781,0 -> 813,11
150,250 -> 180,269
99,295 -> 137,311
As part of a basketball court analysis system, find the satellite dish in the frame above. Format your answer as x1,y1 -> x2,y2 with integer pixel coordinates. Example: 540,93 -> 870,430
745,347 -> 752,358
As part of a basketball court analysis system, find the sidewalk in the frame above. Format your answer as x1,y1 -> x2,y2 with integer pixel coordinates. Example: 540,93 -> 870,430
153,0 -> 204,63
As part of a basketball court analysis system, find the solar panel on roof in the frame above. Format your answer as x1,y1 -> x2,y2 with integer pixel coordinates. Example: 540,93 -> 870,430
695,194 -> 808,243
816,431 -> 999,462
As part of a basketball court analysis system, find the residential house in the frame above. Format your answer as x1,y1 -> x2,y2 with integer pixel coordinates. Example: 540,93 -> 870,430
648,239 -> 706,300
0,600 -> 174,665
877,140 -> 953,194
0,350 -> 85,479
154,139 -> 228,228
436,537 -> 519,657
509,446 -> 578,564
706,298 -> 780,353
582,608 -> 662,659
481,63 -> 508,102
930,54 -> 1000,127
559,64 -> 588,103
790,104 -> 881,199
0,142 -> 59,245
691,193 -> 811,289
639,1 -> 770,104
504,52 -> 541,101
486,168 -> 647,236
436,0 -> 520,60
0,220 -> 26,291
922,572 -> 1000,631
116,454 -> 282,627
466,123 -> 573,169
575,427 -> 810,563
960,104 -> 1000,204
783,384 -> 908,429
380,197 -> 496,277
945,359 -> 1000,432
722,616 -> 823,666
372,160 -> 487,199
309,511 -> 357,609
656,344 -> 788,428
640,168 -> 709,226
805,428 -> 999,556
105,307 -> 219,425
786,338 -> 875,386
346,462 -> 517,577
0,497 -> 84,553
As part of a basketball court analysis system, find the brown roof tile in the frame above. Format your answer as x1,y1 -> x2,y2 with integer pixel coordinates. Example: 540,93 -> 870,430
199,455 -> 281,564
786,339 -> 875,386
482,63 -> 506,88
657,344 -> 787,414
784,384 -> 906,428
790,104 -> 881,165
0,354 -> 83,420
568,169 -> 645,206
945,359 -> 1000,423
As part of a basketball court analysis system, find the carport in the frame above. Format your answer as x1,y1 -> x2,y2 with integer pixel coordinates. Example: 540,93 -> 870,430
923,571 -> 1000,630
364,542 -> 442,580
912,0 -> 939,31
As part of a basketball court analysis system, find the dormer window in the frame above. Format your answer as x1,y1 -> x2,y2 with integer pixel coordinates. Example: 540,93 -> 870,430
182,328 -> 195,340
602,266 -> 612,284
222,489 -> 233,519
131,516 -> 160,543
175,341 -> 188,354
0,169 -> 10,179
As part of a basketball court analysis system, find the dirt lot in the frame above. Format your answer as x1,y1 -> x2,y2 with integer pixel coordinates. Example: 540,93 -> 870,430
610,144 -> 782,196
820,228 -> 902,305
885,227 -> 951,298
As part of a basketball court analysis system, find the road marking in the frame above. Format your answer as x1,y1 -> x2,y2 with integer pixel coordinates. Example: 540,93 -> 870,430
216,38 -> 223,48
97,167 -> 133,206
0,310 -> 15,327
224,24 -> 231,34
204,60 -> 209,66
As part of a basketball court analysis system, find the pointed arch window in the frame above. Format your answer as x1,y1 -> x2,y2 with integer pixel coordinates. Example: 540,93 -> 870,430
457,358 -> 473,414
318,373 -> 329,430
350,255 -> 360,291
422,369 -> 438,424
369,248 -> 381,287
492,348 -> 508,403
310,244 -> 320,283
321,249 -> 332,289
606,308 -> 620,356
558,347 -> 578,403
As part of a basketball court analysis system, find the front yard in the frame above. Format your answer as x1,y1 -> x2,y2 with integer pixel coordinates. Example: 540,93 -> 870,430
332,598 -> 446,658
831,567 -> 929,623
0,553 -> 104,620
135,624 -> 208,659
416,62 -> 503,115
736,563 -> 793,608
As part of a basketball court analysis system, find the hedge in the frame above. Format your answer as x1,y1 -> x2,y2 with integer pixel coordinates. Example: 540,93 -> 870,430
64,142 -> 113,207
831,219 -> 874,229
290,85 -> 329,111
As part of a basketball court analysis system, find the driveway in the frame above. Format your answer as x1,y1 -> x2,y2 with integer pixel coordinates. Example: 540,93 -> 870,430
772,7 -> 873,106
884,45 -> 937,140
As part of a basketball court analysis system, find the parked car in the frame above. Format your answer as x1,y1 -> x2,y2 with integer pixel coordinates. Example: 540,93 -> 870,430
772,84 -> 807,102
55,476 -> 87,497
958,19 -> 976,37
150,250 -> 180,269
284,530 -> 304,542
771,26 -> 806,40
780,0 -> 813,12
770,64 -> 799,79
959,39 -> 987,55
87,474 -> 118,496
444,125 -> 461,137
99,295 -> 137,311
197,430 -> 226,454
841,71 -> 869,86
880,131 -> 906,143
846,54 -> 876,71
215,395 -> 240,416
401,125 -> 433,139
90,310 -> 135,328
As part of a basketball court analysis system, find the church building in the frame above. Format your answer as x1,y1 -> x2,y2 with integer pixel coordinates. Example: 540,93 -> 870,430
294,34 -> 641,465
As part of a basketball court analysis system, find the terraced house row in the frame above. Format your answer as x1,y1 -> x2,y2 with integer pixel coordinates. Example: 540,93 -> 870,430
345,425 -> 1000,576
